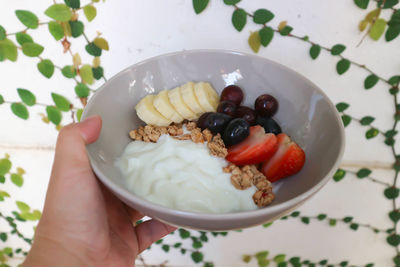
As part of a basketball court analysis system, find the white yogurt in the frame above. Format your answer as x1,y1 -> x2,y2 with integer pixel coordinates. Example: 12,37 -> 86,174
117,135 -> 257,213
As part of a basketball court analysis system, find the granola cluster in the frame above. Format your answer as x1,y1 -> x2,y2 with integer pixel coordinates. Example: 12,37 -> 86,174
223,164 -> 274,207
128,121 -> 274,208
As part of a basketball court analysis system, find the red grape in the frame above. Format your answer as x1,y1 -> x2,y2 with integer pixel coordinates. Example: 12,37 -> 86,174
254,94 -> 278,117
235,106 -> 256,125
220,85 -> 244,106
217,101 -> 237,116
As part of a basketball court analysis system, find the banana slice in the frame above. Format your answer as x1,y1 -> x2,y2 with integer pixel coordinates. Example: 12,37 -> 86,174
180,82 -> 205,115
194,82 -> 219,112
135,95 -> 172,126
153,90 -> 184,123
168,87 -> 198,120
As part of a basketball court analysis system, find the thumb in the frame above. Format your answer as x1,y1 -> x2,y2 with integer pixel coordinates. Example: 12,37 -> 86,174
52,115 -> 102,175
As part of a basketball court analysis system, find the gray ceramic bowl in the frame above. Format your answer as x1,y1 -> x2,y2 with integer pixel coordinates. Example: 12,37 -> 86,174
82,49 -> 345,231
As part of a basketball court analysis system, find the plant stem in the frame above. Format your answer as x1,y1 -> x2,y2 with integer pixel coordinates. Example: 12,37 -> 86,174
344,169 -> 392,187
0,212 -> 31,245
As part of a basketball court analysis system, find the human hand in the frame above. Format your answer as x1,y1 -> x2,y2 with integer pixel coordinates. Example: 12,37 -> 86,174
23,116 -> 176,267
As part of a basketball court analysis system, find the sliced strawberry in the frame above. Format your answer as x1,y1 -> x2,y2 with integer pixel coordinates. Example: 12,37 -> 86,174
261,133 -> 305,182
226,125 -> 278,165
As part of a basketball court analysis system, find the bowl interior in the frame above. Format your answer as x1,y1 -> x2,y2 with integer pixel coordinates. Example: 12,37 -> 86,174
83,50 -> 344,228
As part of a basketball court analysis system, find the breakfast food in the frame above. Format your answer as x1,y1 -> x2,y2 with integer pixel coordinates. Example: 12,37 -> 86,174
117,81 -> 306,213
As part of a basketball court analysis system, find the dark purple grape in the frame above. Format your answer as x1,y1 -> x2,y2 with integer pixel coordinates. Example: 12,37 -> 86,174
235,106 -> 256,125
220,85 -> 244,106
217,101 -> 237,116
254,94 -> 279,117
204,112 -> 232,134
256,116 -> 282,135
223,118 -> 250,146
197,112 -> 213,130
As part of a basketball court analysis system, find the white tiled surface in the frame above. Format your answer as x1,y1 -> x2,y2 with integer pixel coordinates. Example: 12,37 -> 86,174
0,0 -> 398,266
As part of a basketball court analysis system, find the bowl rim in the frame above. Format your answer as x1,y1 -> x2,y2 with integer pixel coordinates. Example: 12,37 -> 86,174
82,48 -> 345,221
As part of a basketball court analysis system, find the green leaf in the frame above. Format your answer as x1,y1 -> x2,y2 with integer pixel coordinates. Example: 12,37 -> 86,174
16,201 -> 30,213
301,217 -> 310,224
11,103 -> 29,120
76,108 -> 83,122
289,257 -> 300,264
389,210 -> 400,222
193,0 -> 209,14
203,262 -> 214,267
85,42 -> 102,56
69,20 -> 84,38
253,9 -> 274,24
248,31 -> 261,53
394,255 -> 400,266
350,223 -> 359,230
191,251 -> 204,263
0,26 -> 5,41
381,0 -> 399,8
385,130 -> 398,138
80,64 -> 94,85
336,59 -> 350,75
331,44 -> 346,55
61,65 -> 76,78
200,232 -> 208,242
32,209 -> 41,220
389,76 -> 400,86
354,0 -> 370,9
0,233 -> 7,242
317,214 -> 327,220
179,229 -> 190,239
48,21 -> 64,41
92,66 -> 104,80
356,168 -> 371,178
83,5 -> 97,22
0,159 -> 11,176
232,9 -> 247,32
387,234 -> 400,246
329,219 -> 337,226
242,255 -> 251,263
384,187 -> 399,199
262,222 -> 273,228
22,42 -> 44,57
46,106 -> 62,125
45,4 -> 73,22
364,74 -> 379,89
16,32 -> 33,45
273,254 -> 286,263
258,258 -> 270,267
17,89 -> 36,106
192,240 -> 202,249
369,18 -> 387,40
224,0 -> 241,5
341,115 -> 351,127
173,242 -> 182,248
360,116 -> 375,125
38,59 -> 55,78
259,27 -> 274,47
336,102 -> 349,112
15,10 -> 38,29
319,260 -> 328,265
255,251 -> 269,261
277,263 -> 287,267
0,95 -> 3,105
343,216 -> 353,223
93,37 -> 109,50
365,128 -> 379,139
51,93 -> 71,112
0,38 -> 18,62
20,212 -> 39,221
11,173 -> 23,187
386,25 -> 400,41
333,169 -> 346,182
64,0 -> 80,9
0,176 -> 5,183
290,211 -> 300,217
309,44 -> 321,60
180,248 -> 186,254
155,239 -> 163,244
161,244 -> 170,252
3,247 -> 12,256
279,26 -> 293,36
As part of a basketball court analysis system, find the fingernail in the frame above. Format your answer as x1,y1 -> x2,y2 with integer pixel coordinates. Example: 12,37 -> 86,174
82,115 -> 99,123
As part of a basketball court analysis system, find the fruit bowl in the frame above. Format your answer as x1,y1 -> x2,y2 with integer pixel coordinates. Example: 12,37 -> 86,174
82,49 -> 345,230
